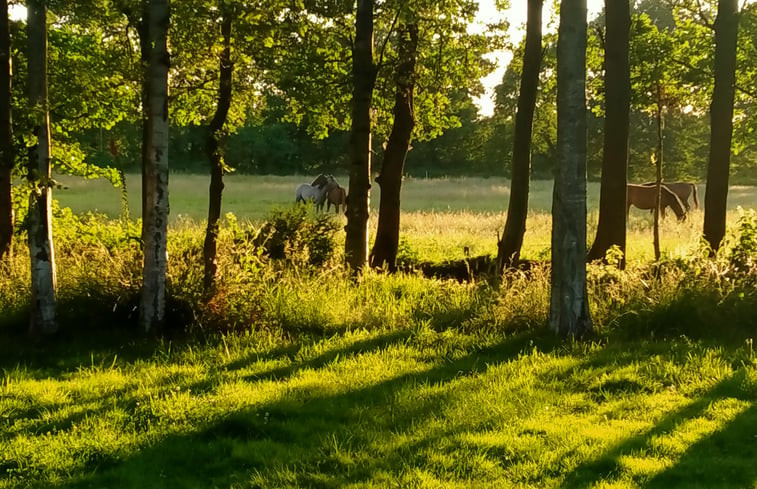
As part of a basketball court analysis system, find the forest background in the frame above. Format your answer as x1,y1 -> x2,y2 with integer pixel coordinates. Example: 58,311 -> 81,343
48,0 -> 757,183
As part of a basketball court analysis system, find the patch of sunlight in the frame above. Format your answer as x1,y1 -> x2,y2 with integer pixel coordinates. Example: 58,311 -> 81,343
647,398 -> 750,459
590,480 -> 638,489
397,467 -> 449,488
616,454 -> 673,477
600,396 -> 752,486
213,379 -> 283,409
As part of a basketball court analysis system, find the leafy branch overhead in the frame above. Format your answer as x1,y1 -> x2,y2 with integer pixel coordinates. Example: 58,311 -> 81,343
265,0 -> 506,140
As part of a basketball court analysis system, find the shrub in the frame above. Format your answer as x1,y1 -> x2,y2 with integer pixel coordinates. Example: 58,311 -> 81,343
256,205 -> 340,267
729,208 -> 757,276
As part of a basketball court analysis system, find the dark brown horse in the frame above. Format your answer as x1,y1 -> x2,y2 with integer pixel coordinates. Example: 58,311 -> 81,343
326,185 -> 347,213
641,181 -> 699,211
627,184 -> 687,221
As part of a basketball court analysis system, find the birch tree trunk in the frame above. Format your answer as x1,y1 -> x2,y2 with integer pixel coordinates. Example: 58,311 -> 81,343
704,0 -> 739,253
587,0 -> 630,267
27,0 -> 56,336
370,22 -> 418,272
0,0 -> 12,260
550,0 -> 592,338
497,0 -> 543,273
345,0 -> 376,272
140,0 -> 170,333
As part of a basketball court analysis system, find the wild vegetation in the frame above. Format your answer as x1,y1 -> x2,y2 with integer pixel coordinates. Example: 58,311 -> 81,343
1,180 -> 757,487
1,0 -> 757,486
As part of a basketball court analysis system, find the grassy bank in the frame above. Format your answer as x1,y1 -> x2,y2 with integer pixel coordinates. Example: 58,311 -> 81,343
0,176 -> 756,488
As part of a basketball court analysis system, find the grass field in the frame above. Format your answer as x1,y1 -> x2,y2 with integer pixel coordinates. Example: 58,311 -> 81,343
2,325 -> 757,488
1,174 -> 756,488
54,173 -> 756,263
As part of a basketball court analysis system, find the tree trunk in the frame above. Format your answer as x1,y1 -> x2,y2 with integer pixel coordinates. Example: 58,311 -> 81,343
550,0 -> 592,338
653,90 -> 663,262
587,0 -> 630,267
703,0 -> 739,253
27,0 -> 56,336
345,0 -> 376,272
203,12 -> 233,295
124,7 -> 151,242
139,0 -> 170,333
497,0 -> 543,272
370,23 -> 418,272
0,0 -> 12,260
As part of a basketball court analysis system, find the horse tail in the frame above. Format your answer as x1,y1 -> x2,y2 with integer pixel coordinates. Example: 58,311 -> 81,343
691,183 -> 699,210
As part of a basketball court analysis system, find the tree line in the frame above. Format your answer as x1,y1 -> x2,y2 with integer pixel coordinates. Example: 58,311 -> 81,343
0,0 -> 750,338
49,0 -> 757,183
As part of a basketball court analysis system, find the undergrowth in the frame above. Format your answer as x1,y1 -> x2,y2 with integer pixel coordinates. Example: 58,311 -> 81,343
1,208 -> 757,488
1,206 -> 756,344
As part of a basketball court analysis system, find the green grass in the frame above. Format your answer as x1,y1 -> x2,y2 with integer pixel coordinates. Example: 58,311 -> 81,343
54,173 -> 756,263
2,322 -> 757,488
1,174 -> 756,488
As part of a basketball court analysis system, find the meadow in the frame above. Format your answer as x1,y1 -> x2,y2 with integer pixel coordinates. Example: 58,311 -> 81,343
1,174 -> 756,488
54,173 -> 755,262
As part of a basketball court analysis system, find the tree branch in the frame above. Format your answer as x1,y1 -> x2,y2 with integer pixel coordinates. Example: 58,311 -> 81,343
376,7 -> 402,71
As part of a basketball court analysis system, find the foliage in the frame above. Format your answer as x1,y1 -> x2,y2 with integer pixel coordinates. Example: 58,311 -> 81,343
256,205 -> 341,267
264,0 -> 505,141
728,208 -> 757,276
395,236 -> 420,267
2,204 -> 757,486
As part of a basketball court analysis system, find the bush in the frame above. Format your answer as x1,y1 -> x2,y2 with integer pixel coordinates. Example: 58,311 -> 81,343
729,208 -> 757,276
256,205 -> 340,267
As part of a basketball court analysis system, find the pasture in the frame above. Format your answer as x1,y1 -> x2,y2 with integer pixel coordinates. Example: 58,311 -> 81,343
1,174 -> 756,488
54,173 -> 755,263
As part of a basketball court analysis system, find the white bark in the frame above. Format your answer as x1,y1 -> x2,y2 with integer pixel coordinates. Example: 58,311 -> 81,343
140,0 -> 170,332
550,0 -> 592,337
27,0 -> 56,336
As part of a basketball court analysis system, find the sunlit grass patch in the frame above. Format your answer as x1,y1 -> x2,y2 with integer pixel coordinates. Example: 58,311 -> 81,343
2,324 -> 757,488
2,176 -> 757,488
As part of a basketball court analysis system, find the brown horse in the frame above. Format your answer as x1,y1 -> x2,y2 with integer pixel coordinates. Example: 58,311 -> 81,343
326,185 -> 347,213
627,183 -> 687,221
642,181 -> 699,211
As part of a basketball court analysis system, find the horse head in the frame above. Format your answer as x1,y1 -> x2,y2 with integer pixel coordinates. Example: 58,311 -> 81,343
311,174 -> 329,188
662,186 -> 687,221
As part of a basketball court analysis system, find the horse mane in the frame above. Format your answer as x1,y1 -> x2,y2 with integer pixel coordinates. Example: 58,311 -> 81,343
661,185 -> 687,220
690,183 -> 699,209
311,174 -> 328,188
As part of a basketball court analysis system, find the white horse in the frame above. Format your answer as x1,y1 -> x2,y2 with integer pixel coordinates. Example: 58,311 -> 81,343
295,174 -> 336,211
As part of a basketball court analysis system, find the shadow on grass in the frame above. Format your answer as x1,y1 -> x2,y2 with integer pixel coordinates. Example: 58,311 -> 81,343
0,329 -> 420,446
239,329 -> 414,383
42,329 -> 553,489
642,402 -> 757,489
559,370 -> 757,489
